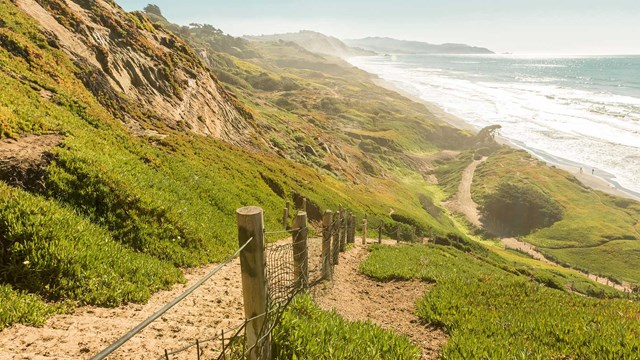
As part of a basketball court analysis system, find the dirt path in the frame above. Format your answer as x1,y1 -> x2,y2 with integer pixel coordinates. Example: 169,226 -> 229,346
312,240 -> 446,359
450,158 -> 633,293
1,257 -> 246,359
500,237 -> 632,292
1,237 -> 444,359
443,157 -> 487,227
500,237 -> 555,265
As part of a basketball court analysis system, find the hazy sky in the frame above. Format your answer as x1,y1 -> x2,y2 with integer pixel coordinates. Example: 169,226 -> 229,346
117,0 -> 640,54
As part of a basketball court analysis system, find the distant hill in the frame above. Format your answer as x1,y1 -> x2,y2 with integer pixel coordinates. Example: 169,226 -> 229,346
344,37 -> 494,54
244,31 -> 375,59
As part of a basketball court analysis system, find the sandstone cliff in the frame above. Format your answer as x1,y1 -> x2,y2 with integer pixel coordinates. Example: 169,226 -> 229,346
14,0 -> 252,144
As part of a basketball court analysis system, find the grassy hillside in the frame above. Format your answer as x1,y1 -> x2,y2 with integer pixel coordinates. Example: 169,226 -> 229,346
0,1 -> 471,328
362,244 -> 640,358
470,148 -> 640,284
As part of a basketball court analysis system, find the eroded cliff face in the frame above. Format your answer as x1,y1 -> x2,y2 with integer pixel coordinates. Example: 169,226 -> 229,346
14,0 -> 252,144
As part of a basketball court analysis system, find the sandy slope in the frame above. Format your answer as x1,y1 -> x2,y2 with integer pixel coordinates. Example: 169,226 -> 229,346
1,258 -> 245,359
443,157 -> 487,227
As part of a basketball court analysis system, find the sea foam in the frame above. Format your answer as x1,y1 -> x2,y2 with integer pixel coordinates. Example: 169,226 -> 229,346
349,54 -> 640,195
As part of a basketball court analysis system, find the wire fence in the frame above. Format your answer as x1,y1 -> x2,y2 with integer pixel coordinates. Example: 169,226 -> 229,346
266,239 -> 298,302
91,237 -> 256,360
159,214 -> 330,359
93,204 -> 355,360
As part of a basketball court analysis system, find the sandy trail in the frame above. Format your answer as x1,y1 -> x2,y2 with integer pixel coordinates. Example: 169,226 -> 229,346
443,157 -> 487,227
450,158 -> 633,292
0,235 -> 313,359
312,240 -> 446,359
500,237 -> 632,292
1,236 -> 444,359
1,257 -> 246,360
500,237 -> 555,265
1,236 -> 326,359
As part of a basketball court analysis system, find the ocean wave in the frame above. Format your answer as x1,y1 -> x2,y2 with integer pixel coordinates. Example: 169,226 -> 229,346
515,76 -> 562,83
347,55 -> 640,194
517,64 -> 568,68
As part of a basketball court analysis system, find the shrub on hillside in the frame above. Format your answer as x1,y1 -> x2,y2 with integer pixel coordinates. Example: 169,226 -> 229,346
247,73 -> 281,91
481,182 -> 563,236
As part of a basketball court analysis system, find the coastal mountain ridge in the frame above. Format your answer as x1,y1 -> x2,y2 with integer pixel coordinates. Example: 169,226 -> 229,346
244,30 -> 375,59
344,36 -> 494,54
243,31 -> 494,58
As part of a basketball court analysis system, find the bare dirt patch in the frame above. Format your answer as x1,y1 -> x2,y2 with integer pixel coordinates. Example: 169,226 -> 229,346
0,134 -> 62,190
312,240 -> 447,359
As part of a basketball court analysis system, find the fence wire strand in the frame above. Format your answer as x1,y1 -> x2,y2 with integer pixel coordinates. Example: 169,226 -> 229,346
92,237 -> 255,360
112,207 -> 354,360
161,220 -> 328,359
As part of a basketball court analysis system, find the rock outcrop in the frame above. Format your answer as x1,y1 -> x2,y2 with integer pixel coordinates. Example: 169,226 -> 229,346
14,0 -> 252,144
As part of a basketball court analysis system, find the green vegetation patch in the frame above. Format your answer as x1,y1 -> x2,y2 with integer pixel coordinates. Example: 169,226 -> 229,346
0,182 -> 184,308
542,240 -> 640,286
273,294 -> 420,359
0,284 -> 65,328
473,148 -> 640,284
362,244 -> 640,359
481,181 -> 564,236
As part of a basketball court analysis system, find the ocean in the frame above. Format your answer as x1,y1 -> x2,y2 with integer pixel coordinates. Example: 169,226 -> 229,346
348,54 -> 640,197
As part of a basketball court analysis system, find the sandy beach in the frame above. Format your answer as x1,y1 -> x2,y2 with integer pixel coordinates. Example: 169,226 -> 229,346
371,76 -> 640,202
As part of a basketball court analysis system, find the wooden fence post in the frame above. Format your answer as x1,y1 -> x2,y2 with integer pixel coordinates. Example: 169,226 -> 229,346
340,209 -> 347,252
292,211 -> 308,288
362,218 -> 367,245
302,197 -> 307,212
236,206 -> 269,360
378,224 -> 382,244
332,211 -> 340,265
282,207 -> 289,230
322,210 -> 332,280
350,213 -> 356,244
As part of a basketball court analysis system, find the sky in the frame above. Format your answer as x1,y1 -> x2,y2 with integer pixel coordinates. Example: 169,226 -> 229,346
116,0 -> 640,54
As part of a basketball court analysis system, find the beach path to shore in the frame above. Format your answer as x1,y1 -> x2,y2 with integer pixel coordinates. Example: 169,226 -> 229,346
448,157 -> 633,293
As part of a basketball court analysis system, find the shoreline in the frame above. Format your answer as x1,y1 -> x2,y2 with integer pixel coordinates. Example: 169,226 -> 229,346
370,76 -> 640,202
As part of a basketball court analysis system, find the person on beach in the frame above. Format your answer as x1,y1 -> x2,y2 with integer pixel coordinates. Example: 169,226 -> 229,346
580,167 -> 583,173
592,168 -> 595,175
